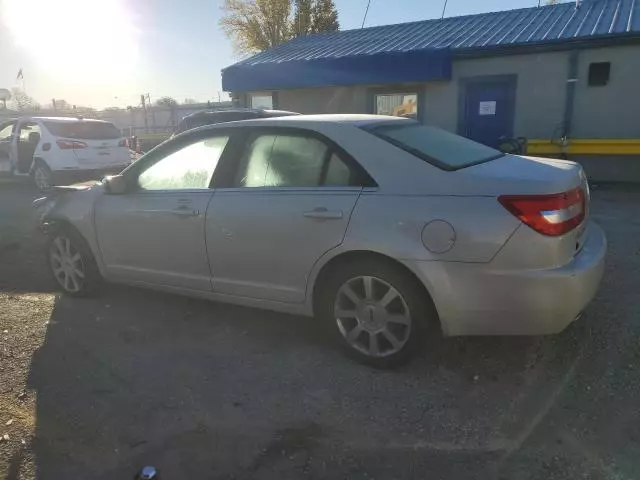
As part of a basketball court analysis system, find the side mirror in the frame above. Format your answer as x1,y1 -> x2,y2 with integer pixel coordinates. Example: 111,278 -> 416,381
103,175 -> 128,195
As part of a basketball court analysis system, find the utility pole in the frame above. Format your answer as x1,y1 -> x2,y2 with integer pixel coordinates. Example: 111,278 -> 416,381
140,94 -> 149,133
145,93 -> 156,133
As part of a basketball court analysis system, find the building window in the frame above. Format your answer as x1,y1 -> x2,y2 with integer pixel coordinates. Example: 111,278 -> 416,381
588,62 -> 611,87
374,93 -> 418,119
250,93 -> 274,109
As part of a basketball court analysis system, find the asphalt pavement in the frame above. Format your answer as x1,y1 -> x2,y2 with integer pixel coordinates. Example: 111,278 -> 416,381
0,180 -> 638,480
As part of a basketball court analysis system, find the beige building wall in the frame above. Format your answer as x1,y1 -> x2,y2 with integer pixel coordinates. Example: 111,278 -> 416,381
277,86 -> 369,114
253,45 -> 640,140
271,51 -> 569,139
424,51 -> 569,138
572,44 -> 640,138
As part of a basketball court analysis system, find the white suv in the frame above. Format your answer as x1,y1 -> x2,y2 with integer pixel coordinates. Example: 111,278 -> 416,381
0,116 -> 130,189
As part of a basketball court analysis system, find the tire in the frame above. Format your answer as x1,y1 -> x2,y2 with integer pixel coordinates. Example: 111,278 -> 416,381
318,259 -> 437,369
32,161 -> 52,190
45,226 -> 102,297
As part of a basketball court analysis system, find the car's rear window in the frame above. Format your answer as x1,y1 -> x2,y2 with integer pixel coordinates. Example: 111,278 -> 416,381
362,122 -> 504,170
44,121 -> 121,140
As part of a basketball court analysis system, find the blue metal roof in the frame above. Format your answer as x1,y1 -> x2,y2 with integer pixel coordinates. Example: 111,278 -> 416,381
223,48 -> 452,92
223,0 -> 640,91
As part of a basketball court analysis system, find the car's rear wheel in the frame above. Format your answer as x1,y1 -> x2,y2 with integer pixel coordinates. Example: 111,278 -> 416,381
32,161 -> 52,190
46,228 -> 101,296
319,259 -> 435,368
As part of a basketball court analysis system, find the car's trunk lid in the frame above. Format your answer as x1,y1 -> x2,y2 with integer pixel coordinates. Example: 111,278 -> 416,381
462,154 -> 584,195
72,137 -> 128,166
462,154 -> 590,264
45,120 -> 129,167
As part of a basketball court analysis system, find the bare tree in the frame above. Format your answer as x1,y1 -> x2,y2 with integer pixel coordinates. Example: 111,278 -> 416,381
156,96 -> 178,107
220,0 -> 341,54
292,0 -> 313,36
220,0 -> 292,55
311,0 -> 339,33
10,88 -> 37,111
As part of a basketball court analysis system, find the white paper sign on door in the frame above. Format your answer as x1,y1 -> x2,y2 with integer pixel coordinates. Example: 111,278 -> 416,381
479,101 -> 497,116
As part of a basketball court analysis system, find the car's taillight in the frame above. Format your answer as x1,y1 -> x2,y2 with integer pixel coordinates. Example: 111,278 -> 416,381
498,187 -> 586,236
118,138 -> 128,148
56,139 -> 87,149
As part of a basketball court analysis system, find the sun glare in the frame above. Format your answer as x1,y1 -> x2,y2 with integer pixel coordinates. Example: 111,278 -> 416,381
3,0 -> 139,83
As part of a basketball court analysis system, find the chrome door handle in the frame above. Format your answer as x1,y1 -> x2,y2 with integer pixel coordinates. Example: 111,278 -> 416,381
303,208 -> 343,220
173,205 -> 200,217
140,208 -> 199,217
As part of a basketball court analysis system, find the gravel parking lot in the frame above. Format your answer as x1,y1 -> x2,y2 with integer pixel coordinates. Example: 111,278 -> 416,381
0,180 -> 639,480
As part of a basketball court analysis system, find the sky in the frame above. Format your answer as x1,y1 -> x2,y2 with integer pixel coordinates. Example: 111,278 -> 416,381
0,0 -> 558,109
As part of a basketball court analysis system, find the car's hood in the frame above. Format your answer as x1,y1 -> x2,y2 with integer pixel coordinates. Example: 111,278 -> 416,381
33,183 -> 100,208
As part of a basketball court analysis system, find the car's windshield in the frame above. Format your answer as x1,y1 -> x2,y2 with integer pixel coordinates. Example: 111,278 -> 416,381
43,121 -> 121,140
363,122 -> 504,170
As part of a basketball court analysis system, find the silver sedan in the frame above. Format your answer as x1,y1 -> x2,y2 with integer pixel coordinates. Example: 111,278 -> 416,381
35,115 -> 606,367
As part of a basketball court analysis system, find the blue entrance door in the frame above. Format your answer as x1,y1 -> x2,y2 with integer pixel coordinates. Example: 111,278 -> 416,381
463,78 -> 516,148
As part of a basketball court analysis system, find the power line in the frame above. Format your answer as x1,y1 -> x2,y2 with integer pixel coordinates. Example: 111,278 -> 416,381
441,0 -> 448,19
361,0 -> 371,28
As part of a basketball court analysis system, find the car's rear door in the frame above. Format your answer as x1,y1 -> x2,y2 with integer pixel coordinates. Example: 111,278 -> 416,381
205,127 -> 373,303
94,130 -> 232,290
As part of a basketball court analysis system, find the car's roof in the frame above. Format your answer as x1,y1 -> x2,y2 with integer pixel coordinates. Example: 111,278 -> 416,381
182,108 -> 298,119
203,114 -> 409,128
25,116 -> 112,124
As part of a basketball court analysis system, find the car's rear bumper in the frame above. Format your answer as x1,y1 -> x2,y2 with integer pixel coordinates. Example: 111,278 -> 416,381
408,221 -> 606,336
51,166 -> 128,185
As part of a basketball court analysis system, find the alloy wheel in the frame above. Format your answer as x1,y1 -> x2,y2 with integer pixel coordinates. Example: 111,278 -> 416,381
334,275 -> 412,358
49,236 -> 85,293
34,166 -> 50,190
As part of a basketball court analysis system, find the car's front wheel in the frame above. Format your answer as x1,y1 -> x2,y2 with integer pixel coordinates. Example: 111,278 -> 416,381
319,259 -> 436,368
46,228 -> 101,296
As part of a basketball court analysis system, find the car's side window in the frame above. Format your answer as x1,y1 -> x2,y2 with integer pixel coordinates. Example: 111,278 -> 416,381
266,135 -> 327,187
235,135 -> 276,187
234,132 -> 355,188
18,123 -> 39,142
325,153 -> 352,186
0,123 -> 14,140
138,135 -> 229,191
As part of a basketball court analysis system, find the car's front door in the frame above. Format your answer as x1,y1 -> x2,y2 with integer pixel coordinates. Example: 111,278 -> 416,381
206,128 -> 373,303
94,132 -> 232,290
11,120 -> 40,173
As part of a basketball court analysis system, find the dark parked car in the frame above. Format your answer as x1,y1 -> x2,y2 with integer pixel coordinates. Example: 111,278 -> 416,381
174,108 -> 299,135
